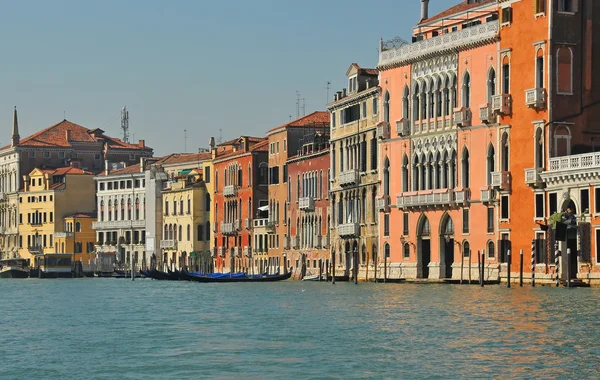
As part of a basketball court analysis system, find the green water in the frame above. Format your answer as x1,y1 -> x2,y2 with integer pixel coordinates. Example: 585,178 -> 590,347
1,279 -> 598,379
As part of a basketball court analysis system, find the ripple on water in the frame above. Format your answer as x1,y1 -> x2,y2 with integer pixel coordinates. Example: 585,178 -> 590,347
1,279 -> 599,379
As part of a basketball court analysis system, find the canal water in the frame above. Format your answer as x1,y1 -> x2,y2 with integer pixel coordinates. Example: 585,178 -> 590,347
1,279 -> 598,379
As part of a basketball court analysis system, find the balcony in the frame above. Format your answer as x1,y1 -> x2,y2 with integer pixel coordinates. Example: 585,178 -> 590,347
28,245 -> 43,254
453,108 -> 472,127
379,20 -> 499,69
244,218 -> 251,230
234,219 -> 241,231
266,222 -> 276,234
338,169 -> 359,187
253,218 -> 269,228
29,221 -> 43,227
283,236 -> 290,250
160,240 -> 177,249
233,247 -> 241,257
338,223 -> 360,237
396,190 -> 454,209
314,235 -> 322,248
291,236 -> 299,249
541,152 -> 600,186
491,94 -> 511,115
479,104 -> 493,123
322,236 -> 330,249
299,196 -> 315,211
480,188 -> 495,203
376,122 -> 390,140
453,189 -> 470,206
243,246 -> 252,257
218,247 -> 224,257
223,185 -> 238,197
377,195 -> 391,212
525,88 -> 546,109
92,220 -> 145,230
54,232 -> 73,239
490,171 -> 511,191
396,118 -> 410,137
221,222 -> 236,235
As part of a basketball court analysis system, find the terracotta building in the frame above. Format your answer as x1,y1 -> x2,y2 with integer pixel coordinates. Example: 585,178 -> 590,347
212,136 -> 268,273
266,112 -> 329,274
377,0 -> 500,280
327,64 -> 381,281
286,131 -> 330,279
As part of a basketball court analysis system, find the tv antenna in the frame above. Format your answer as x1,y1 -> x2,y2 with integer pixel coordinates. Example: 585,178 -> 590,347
326,81 -> 331,103
184,129 -> 188,153
121,106 -> 130,143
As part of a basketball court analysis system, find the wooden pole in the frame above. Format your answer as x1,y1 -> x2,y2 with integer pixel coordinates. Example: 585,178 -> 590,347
332,251 -> 336,285
460,243 -> 464,285
480,250 -> 485,287
506,250 -> 511,288
567,248 -> 571,288
519,249 -> 523,287
468,248 -> 471,284
477,249 -> 481,286
531,239 -> 536,287
353,249 -> 358,285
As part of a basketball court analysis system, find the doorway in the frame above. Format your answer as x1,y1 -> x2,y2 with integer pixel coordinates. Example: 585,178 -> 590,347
440,215 -> 455,279
417,215 -> 431,279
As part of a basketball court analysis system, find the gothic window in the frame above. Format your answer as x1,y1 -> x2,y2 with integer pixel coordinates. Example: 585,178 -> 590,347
402,154 -> 409,192
501,132 -> 509,172
383,91 -> 390,123
487,144 -> 496,185
535,128 -> 544,168
462,148 -> 470,188
462,71 -> 471,109
487,67 -> 496,103
383,158 -> 390,196
502,56 -> 510,94
536,48 -> 544,89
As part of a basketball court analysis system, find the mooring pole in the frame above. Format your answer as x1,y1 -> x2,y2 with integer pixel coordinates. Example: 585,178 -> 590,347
477,249 -> 481,286
555,241 -> 560,287
318,259 -> 322,282
383,253 -> 387,283
507,250 -> 511,288
332,253 -> 336,285
519,249 -> 524,287
531,239 -> 536,287
480,250 -> 485,287
460,248 -> 464,285
567,248 -> 571,288
468,249 -> 472,284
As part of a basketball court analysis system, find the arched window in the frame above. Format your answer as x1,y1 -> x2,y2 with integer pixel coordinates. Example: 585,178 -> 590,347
487,68 -> 496,103
487,240 -> 495,259
75,222 -> 81,232
258,163 -> 268,185
412,155 -> 420,191
127,198 -> 132,220
535,128 -> 544,168
413,83 -> 420,121
402,155 -> 409,192
100,200 -> 105,221
384,91 -> 390,123
135,198 -> 140,220
501,132 -> 509,172
487,144 -> 495,185
463,241 -> 471,258
462,71 -> 471,108
248,164 -> 252,187
187,198 -> 191,214
164,224 -> 168,240
197,224 -> 203,242
383,158 -> 390,196
502,56 -> 510,94
536,48 -> 544,89
557,47 -> 573,94
402,86 -> 410,119
384,243 -> 390,259
215,170 -> 219,190
371,189 -> 377,222
462,148 -> 470,188
178,225 -> 182,242
403,243 -> 410,259
554,126 -> 571,157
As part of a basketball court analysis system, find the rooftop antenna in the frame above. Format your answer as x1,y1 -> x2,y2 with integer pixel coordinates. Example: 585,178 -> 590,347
63,110 -> 66,120
121,106 -> 130,143
302,98 -> 306,116
296,91 -> 300,118
184,129 -> 188,153
218,128 -> 223,144
326,81 -> 331,103
289,115 -> 292,122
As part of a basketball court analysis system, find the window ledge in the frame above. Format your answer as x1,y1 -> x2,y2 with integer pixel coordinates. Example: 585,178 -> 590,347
501,22 -> 511,28
534,12 -> 546,19
557,11 -> 576,16
557,92 -> 574,96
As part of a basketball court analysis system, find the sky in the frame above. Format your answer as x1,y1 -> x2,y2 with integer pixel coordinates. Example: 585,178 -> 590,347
0,0 -> 460,156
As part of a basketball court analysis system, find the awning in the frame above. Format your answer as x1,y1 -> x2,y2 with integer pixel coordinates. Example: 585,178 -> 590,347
189,252 -> 198,258
258,205 -> 269,211
178,169 -> 192,176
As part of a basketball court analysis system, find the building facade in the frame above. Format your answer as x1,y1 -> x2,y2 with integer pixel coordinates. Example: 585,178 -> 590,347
266,112 -> 329,274
18,167 -> 95,261
213,137 -> 268,273
327,64 -> 380,280
55,212 -> 97,266
377,0 -> 500,280
286,131 -> 330,279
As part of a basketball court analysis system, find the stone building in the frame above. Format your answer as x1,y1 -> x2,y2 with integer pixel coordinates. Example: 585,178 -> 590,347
327,64 -> 380,280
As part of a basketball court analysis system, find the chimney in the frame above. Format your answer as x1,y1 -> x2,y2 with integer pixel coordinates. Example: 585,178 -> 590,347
333,93 -> 338,101
209,137 -> 216,150
140,157 -> 146,172
336,91 -> 342,100
65,130 -> 71,142
11,106 -> 20,147
342,88 -> 347,98
138,139 -> 145,148
366,79 -> 371,89
421,0 -> 429,20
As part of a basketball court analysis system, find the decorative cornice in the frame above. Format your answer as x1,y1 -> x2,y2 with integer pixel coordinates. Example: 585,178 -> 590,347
327,87 -> 379,111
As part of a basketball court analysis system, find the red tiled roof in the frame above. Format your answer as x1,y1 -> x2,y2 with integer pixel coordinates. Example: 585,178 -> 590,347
267,111 -> 330,133
218,136 -> 264,147
156,152 -> 212,166
349,63 -> 378,76
250,139 -> 269,152
419,0 -> 495,25
4,119 -> 153,151
39,167 -> 93,175
105,163 -> 142,176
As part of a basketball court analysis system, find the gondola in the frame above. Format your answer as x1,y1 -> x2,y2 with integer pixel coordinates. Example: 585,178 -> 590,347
145,269 -> 172,280
184,269 -> 293,283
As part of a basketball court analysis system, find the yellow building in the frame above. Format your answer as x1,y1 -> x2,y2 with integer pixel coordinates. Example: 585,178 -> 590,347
161,169 -> 211,271
18,167 -> 95,261
54,212 -> 96,265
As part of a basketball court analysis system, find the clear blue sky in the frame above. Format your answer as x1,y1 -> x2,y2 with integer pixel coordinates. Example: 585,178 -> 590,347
0,0 -> 459,156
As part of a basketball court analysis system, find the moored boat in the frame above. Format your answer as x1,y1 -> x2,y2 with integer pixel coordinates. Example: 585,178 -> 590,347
31,254 -> 75,278
0,258 -> 29,278
184,269 -> 293,283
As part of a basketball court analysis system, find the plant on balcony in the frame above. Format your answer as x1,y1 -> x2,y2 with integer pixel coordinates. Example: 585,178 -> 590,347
547,212 -> 562,229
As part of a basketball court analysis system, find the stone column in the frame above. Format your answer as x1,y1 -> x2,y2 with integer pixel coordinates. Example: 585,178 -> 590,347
425,162 -> 431,190
448,160 -> 454,190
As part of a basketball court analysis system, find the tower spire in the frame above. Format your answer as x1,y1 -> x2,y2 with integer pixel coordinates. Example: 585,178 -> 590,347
11,106 -> 20,147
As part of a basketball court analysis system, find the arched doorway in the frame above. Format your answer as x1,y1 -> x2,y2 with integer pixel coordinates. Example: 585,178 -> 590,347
344,241 -> 351,276
417,215 -> 431,279
440,214 -> 455,279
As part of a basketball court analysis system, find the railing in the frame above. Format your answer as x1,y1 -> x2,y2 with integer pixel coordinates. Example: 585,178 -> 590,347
221,222 -> 236,235
224,185 -> 238,197
376,122 -> 390,140
379,20 -> 499,68
377,195 -> 390,212
480,188 -> 495,203
549,152 -> 600,172
525,88 -> 546,109
29,222 -> 43,227
299,196 -> 315,211
338,169 -> 359,187
396,190 -> 453,209
92,220 -> 145,229
453,108 -> 472,127
54,232 -> 73,239
491,94 -> 511,115
234,219 -> 241,231
338,223 -> 360,237
28,245 -> 43,253
291,236 -> 299,249
490,171 -> 511,191
479,104 -> 493,123
160,240 -> 177,249
396,118 -> 410,136
525,168 -> 543,185
454,189 -> 470,206
253,218 -> 269,228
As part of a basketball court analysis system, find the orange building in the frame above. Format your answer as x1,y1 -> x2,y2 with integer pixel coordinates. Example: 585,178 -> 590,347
265,112 -> 329,273
378,0 -> 502,280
